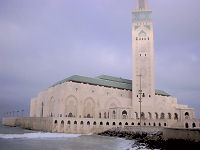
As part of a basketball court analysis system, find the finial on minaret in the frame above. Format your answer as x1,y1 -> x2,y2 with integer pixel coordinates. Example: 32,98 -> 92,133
136,0 -> 148,10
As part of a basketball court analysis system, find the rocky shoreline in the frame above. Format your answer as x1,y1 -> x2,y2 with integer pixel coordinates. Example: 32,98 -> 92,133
98,127 -> 200,150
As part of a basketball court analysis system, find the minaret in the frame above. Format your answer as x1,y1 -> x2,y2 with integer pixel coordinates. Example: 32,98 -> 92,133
132,0 -> 155,110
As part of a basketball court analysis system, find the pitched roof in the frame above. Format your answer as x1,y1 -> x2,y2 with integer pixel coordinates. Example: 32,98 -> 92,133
51,75 -> 170,97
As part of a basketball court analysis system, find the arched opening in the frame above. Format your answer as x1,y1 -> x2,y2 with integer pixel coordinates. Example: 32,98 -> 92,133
80,121 -> 84,125
125,122 -> 128,126
122,110 -> 128,119
87,114 -> 91,118
149,123 -> 151,126
74,121 -> 77,125
67,120 -> 71,125
160,113 -> 165,119
185,123 -> 189,128
174,113 -> 178,120
113,110 -> 116,119
185,112 -> 189,119
155,113 -> 158,119
54,120 -> 58,124
68,112 -> 73,117
159,123 -> 161,126
153,123 -> 156,126
93,121 -> 96,125
164,123 -> 167,127
141,112 -> 145,119
168,113 -> 172,119
104,112 -> 107,119
119,122 -> 122,126
131,122 -> 134,126
192,123 -> 196,128
106,122 -> 109,126
144,122 -> 146,126
61,120 -> 64,124
100,122 -> 103,125
138,122 -> 140,126
148,112 -> 152,119
99,113 -> 101,118
112,122 -> 116,126
87,121 -> 90,125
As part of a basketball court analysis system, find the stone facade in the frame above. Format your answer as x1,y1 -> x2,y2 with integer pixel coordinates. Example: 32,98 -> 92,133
29,0 -> 200,133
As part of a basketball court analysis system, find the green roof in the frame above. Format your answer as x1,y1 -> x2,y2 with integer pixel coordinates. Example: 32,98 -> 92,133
51,75 -> 170,97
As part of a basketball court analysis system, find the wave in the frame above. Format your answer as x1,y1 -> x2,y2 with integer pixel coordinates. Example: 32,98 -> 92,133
0,132 -> 82,139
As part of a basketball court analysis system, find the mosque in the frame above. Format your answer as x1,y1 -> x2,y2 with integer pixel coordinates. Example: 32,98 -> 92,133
29,0 -> 199,133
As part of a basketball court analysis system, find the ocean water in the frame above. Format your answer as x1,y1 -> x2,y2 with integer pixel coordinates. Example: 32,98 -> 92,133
0,124 -> 148,150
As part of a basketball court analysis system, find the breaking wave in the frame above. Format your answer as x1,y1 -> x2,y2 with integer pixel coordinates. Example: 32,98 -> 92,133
0,132 -> 82,139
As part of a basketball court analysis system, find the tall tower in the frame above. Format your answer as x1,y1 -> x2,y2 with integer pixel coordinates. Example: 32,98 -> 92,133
132,0 -> 155,110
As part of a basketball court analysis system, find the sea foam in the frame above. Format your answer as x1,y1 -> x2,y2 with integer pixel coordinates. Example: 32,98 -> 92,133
0,132 -> 82,139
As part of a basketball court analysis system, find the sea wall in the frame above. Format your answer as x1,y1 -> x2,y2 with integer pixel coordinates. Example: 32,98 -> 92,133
163,128 -> 200,142
2,117 -> 53,132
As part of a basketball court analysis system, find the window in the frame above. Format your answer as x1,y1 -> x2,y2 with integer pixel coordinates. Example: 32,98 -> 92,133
99,113 -> 101,118
54,120 -> 58,124
159,123 -> 161,126
100,122 -> 103,125
136,37 -> 138,40
192,123 -> 196,128
125,122 -> 128,126
80,121 -> 84,125
185,122 -> 189,128
67,120 -> 71,125
93,121 -> 96,125
87,121 -> 90,125
106,122 -> 109,126
160,113 -> 165,119
174,113 -> 178,120
164,123 -> 167,127
168,113 -> 172,119
74,121 -> 77,125
119,122 -> 122,126
131,122 -> 134,126
61,120 -> 64,124
112,122 -> 116,126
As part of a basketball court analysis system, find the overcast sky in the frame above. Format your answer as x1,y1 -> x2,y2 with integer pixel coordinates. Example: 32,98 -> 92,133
0,0 -> 200,119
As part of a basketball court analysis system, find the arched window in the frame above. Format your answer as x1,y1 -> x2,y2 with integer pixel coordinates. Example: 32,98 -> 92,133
68,112 -> 73,117
113,110 -> 116,119
100,122 -> 103,125
153,123 -> 156,126
104,112 -> 107,119
185,122 -> 189,128
144,122 -> 146,126
87,121 -> 90,125
87,114 -> 91,118
138,122 -> 140,126
125,122 -> 128,126
174,113 -> 178,120
141,112 -> 145,119
93,121 -> 96,125
159,123 -> 161,126
164,123 -> 167,127
67,120 -> 71,125
80,121 -> 84,125
192,123 -> 196,128
160,113 -> 165,119
74,121 -> 77,125
168,113 -> 172,119
112,122 -> 116,126
61,120 -> 64,124
148,112 -> 152,119
131,122 -> 134,126
122,110 -> 128,119
185,112 -> 189,119
106,122 -> 109,126
119,122 -> 122,126
149,123 -> 151,126
155,113 -> 159,119
54,120 -> 58,124
99,113 -> 101,118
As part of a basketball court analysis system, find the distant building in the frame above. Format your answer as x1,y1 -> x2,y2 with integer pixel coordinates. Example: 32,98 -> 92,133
30,0 -> 199,133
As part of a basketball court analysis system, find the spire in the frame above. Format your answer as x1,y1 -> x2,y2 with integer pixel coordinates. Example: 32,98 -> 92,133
136,0 -> 148,10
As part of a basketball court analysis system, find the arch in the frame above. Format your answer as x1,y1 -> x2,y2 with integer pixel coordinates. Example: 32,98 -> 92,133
122,110 -> 128,119
159,123 -> 161,126
112,110 -> 116,119
93,121 -> 96,125
155,113 -> 159,119
137,122 -> 140,126
119,122 -> 122,126
149,123 -> 151,126
168,113 -> 172,119
104,112 -> 107,119
164,123 -> 167,127
185,122 -> 189,128
112,122 -> 116,126
99,113 -> 101,118
153,123 -> 156,126
106,122 -> 109,126
87,121 -> 90,125
144,122 -> 146,126
160,113 -> 165,119
54,120 -> 58,124
148,112 -> 152,119
83,98 -> 96,118
125,122 -> 128,126
80,121 -> 84,125
64,95 -> 78,118
131,122 -> 134,126
141,112 -> 145,119
67,120 -> 71,125
174,113 -> 178,120
185,112 -> 189,119
192,123 -> 196,128
74,121 -> 77,125
61,120 -> 64,124
100,122 -> 103,125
